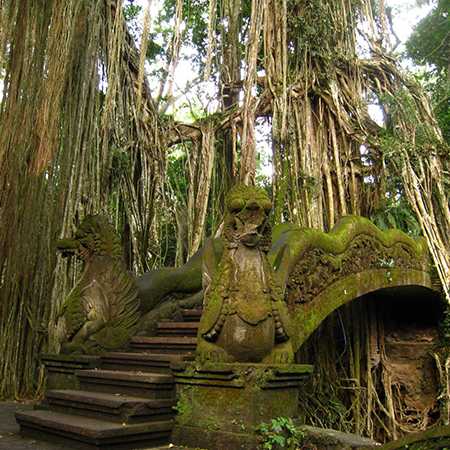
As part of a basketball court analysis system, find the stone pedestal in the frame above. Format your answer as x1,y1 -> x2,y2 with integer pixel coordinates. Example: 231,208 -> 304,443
41,353 -> 101,390
171,361 -> 313,450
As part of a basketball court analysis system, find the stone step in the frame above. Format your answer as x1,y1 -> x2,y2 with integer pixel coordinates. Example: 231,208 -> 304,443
101,352 -> 189,373
16,409 -> 173,449
181,308 -> 202,322
129,336 -> 197,354
44,389 -> 175,423
156,321 -> 199,337
77,369 -> 174,398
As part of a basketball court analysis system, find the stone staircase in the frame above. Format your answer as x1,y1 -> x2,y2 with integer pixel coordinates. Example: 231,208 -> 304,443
16,308 -> 201,450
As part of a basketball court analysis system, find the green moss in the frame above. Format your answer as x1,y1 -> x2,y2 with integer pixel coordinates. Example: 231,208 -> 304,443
269,215 -> 429,276
68,215 -> 123,259
57,215 -> 140,355
56,238 -> 80,252
61,283 -> 85,335
225,184 -> 272,211
269,215 -> 434,352
173,362 -> 311,440
174,396 -> 193,420
377,425 -> 450,450
137,244 -> 205,313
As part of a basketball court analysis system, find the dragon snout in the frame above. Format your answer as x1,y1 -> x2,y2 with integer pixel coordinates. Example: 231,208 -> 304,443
56,238 -> 80,257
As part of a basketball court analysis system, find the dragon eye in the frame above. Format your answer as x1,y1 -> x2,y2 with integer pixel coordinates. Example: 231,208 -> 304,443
262,200 -> 272,212
228,198 -> 245,213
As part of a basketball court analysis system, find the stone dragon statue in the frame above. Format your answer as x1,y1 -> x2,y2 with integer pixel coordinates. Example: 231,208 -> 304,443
55,215 -> 140,354
196,185 -> 294,363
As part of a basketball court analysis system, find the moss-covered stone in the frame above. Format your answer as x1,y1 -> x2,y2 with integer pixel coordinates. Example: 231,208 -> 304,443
41,354 -> 100,390
270,215 -> 429,278
136,242 -> 210,314
377,424 -> 450,450
196,185 -> 294,364
171,362 -> 312,450
136,291 -> 202,336
55,215 -> 140,355
296,424 -> 379,449
268,215 -> 435,351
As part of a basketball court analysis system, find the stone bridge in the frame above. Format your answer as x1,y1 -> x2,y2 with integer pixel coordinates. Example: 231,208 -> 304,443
269,215 -> 438,352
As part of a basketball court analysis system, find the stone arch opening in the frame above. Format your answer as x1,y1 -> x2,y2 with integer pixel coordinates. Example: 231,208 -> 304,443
297,284 -> 444,442
378,285 -> 442,328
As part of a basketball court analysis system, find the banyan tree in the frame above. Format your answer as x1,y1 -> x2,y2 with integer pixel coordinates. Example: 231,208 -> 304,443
0,0 -> 448,443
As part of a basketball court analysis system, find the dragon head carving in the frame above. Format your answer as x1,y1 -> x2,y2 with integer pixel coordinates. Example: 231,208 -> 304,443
223,184 -> 272,250
57,215 -> 122,260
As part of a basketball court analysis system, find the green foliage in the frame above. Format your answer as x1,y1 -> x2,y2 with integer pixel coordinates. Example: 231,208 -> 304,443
371,196 -> 421,237
173,397 -> 192,416
257,417 -> 304,450
123,1 -> 143,37
111,147 -> 131,187
287,0 -> 334,66
376,88 -> 446,171
413,70 -> 450,145
405,0 -> 449,71
155,0 -> 209,69
405,0 -> 450,144
286,0 -> 362,72
431,77 -> 450,145
161,144 -> 200,266
375,87 -> 450,218
123,2 -> 142,22
123,0 -> 167,73
382,89 -> 438,144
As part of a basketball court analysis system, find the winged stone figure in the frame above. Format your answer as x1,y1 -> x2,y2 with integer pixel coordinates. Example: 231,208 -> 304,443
55,215 -> 140,354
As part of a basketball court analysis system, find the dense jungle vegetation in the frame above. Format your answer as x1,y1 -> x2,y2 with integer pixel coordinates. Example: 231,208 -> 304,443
0,0 -> 448,443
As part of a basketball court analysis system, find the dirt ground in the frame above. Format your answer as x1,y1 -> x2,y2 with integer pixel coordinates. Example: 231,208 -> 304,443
0,402 -> 174,450
0,401 -> 64,450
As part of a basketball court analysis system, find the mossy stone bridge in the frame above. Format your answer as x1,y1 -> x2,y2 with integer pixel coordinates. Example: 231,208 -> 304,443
269,215 -> 438,351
